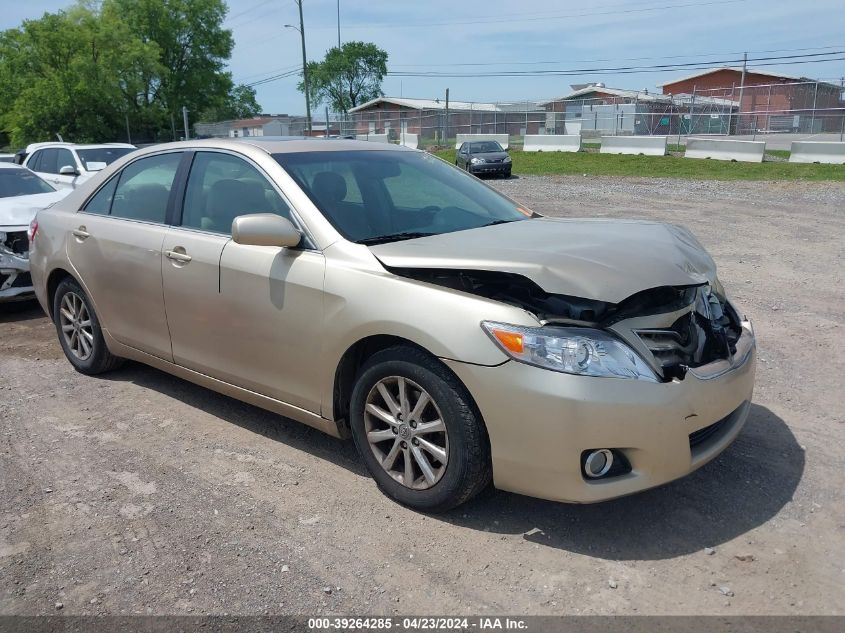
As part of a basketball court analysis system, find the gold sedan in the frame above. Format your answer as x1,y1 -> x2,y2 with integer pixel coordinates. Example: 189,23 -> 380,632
29,139 -> 755,511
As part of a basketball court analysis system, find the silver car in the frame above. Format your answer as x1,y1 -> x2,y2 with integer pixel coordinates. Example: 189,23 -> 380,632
29,139 -> 756,511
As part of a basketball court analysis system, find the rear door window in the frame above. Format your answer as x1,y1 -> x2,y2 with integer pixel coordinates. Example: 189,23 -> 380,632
27,150 -> 44,173
109,153 -> 183,223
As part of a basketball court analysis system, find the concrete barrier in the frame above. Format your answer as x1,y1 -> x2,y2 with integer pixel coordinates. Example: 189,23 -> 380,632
355,133 -> 389,143
600,135 -> 667,156
399,133 -> 419,149
685,138 -> 765,163
455,134 -> 509,150
523,135 -> 581,152
788,141 -> 845,164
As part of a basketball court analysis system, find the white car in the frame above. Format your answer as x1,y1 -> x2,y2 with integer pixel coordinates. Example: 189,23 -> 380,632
0,154 -> 15,163
0,164 -> 70,301
22,142 -> 136,190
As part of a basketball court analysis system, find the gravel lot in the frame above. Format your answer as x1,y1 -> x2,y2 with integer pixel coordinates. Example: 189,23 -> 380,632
1,175 -> 843,616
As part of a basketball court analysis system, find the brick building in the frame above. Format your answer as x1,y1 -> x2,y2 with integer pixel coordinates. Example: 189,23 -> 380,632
347,97 -> 545,141
658,67 -> 845,133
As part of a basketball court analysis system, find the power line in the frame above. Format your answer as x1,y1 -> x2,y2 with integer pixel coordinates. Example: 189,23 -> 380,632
305,0 -> 748,31
225,0 -> 275,26
389,45 -> 845,68
385,51 -> 845,78
236,63 -> 303,83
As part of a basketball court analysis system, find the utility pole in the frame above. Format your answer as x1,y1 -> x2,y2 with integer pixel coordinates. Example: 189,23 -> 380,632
840,77 -> 844,141
445,88 -> 450,144
337,0 -> 341,48
737,51 -> 747,136
182,106 -> 190,140
287,2 -> 311,134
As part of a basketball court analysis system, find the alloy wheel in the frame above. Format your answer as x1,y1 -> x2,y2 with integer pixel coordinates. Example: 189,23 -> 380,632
59,292 -> 94,361
364,376 -> 449,490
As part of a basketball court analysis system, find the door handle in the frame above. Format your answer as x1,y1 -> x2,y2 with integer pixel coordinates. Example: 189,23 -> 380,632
72,227 -> 90,239
165,249 -> 192,263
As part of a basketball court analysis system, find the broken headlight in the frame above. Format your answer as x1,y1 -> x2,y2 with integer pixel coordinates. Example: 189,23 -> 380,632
482,321 -> 658,381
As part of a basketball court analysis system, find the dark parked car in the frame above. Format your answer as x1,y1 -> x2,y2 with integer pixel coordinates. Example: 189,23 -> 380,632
455,141 -> 511,178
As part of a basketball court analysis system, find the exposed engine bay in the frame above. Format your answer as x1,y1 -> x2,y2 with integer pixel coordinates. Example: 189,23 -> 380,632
388,266 -> 743,382
0,229 -> 33,300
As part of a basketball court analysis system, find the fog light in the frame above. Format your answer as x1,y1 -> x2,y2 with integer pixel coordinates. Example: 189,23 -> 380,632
583,449 -> 614,478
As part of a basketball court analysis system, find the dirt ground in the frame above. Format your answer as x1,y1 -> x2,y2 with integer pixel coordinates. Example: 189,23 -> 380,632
1,176 -> 843,617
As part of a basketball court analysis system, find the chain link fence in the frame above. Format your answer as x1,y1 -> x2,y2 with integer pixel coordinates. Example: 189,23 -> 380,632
330,80 -> 844,147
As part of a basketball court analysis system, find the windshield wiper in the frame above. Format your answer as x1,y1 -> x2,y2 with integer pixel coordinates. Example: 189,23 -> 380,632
480,219 -> 520,228
357,231 -> 437,246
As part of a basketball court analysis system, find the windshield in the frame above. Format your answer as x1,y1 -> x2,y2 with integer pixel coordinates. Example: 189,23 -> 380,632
274,150 -> 530,243
0,168 -> 55,198
469,141 -> 504,153
77,147 -> 135,171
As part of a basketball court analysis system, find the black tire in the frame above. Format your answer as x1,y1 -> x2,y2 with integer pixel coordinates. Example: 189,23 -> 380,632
350,346 -> 492,512
52,277 -> 123,375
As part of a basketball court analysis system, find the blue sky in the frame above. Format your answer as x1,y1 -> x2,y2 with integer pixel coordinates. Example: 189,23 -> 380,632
3,0 -> 844,115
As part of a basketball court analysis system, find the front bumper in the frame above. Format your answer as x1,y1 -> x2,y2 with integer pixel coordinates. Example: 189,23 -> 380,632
469,162 -> 511,176
0,229 -> 33,302
445,322 -> 756,503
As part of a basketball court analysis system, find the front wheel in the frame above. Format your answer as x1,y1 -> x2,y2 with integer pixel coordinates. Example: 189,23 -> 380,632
350,346 -> 491,512
53,277 -> 123,375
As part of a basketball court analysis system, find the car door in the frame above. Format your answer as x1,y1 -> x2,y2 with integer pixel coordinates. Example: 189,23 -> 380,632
66,151 -> 185,360
161,150 -> 325,412
27,149 -> 59,186
52,148 -> 81,189
456,143 -> 468,169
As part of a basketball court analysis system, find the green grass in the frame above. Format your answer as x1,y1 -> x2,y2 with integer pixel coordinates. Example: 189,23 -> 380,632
765,149 -> 791,159
433,149 -> 844,181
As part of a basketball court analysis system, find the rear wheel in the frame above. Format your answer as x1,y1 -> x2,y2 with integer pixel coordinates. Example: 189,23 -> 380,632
53,278 -> 123,375
350,346 -> 491,512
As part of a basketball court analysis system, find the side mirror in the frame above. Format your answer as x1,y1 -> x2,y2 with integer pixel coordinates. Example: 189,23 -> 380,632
59,165 -> 79,176
231,213 -> 302,248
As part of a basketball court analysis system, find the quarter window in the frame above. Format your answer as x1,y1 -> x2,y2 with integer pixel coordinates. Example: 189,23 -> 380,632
110,153 -> 182,223
181,152 -> 291,234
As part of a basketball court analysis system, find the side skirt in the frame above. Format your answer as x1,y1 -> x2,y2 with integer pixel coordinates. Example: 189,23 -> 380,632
102,331 -> 343,439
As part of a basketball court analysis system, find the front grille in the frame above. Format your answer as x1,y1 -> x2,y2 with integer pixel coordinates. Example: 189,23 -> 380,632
635,289 -> 742,380
2,230 -> 29,255
10,272 -> 32,288
689,415 -> 732,449
637,315 -> 698,373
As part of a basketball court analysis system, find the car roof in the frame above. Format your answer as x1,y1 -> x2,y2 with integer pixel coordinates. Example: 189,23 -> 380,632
0,162 -> 26,170
24,142 -> 136,153
137,137 -> 412,156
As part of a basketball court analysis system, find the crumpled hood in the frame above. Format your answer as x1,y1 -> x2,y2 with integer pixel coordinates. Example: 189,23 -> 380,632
370,217 -> 717,304
0,190 -> 69,231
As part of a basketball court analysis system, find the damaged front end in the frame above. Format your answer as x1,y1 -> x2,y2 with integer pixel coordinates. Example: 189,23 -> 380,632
0,229 -> 33,302
387,267 -> 745,382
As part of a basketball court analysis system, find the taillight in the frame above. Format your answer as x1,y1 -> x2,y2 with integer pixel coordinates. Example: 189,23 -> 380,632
28,219 -> 39,242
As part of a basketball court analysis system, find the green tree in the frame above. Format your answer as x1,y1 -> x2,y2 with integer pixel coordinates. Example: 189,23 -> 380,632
0,3 -> 159,146
299,41 -> 388,114
0,1 -> 279,144
200,84 -> 262,122
104,0 -> 235,139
